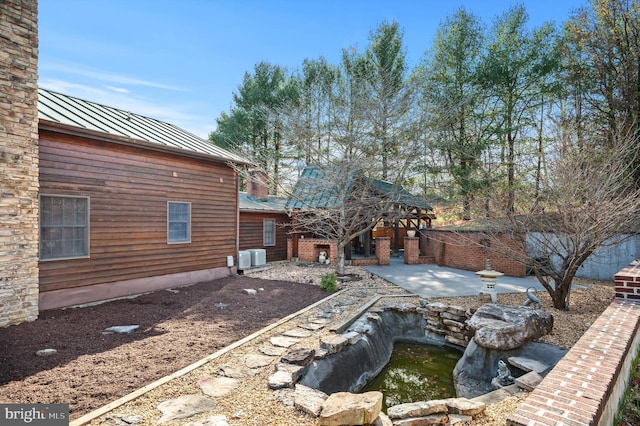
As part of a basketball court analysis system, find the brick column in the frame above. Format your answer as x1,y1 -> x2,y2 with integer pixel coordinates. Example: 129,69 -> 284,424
404,237 -> 419,264
376,237 -> 391,266
287,238 -> 293,260
0,0 -> 40,327
615,259 -> 640,301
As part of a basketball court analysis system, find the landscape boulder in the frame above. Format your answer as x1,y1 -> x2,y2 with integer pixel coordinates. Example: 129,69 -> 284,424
467,304 -> 553,350
319,391 -> 382,426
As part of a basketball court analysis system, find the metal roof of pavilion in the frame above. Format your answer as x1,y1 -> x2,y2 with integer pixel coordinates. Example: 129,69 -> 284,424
239,192 -> 288,212
285,166 -> 432,211
37,88 -> 248,164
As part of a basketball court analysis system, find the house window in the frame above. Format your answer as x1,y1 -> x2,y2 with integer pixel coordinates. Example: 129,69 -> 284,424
40,195 -> 89,260
263,218 -> 276,246
168,202 -> 191,243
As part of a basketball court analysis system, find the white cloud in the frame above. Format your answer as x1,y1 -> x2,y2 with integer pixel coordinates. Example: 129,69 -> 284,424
41,61 -> 186,92
39,78 -> 213,138
105,86 -> 130,94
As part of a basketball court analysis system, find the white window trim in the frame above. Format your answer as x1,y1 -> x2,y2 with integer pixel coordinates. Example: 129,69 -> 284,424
263,218 -> 276,247
39,194 -> 90,261
167,201 -> 191,244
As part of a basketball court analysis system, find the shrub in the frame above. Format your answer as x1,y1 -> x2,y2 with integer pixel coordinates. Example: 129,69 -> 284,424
320,272 -> 338,292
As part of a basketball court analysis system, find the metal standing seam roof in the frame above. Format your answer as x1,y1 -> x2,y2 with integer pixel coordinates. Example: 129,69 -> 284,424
239,192 -> 289,212
37,88 -> 248,164
285,166 -> 433,211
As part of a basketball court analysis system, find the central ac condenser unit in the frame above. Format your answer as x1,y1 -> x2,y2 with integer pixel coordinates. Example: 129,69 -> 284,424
238,250 -> 251,270
248,249 -> 266,267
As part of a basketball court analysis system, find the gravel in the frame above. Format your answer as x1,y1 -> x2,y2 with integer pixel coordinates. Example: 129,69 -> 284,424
86,262 -> 615,425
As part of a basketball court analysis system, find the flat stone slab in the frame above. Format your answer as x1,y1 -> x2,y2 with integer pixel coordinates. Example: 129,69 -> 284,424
243,289 -> 257,295
197,376 -> 239,398
448,414 -> 473,425
268,370 -> 296,390
184,414 -> 230,426
281,348 -> 315,366
320,334 -> 348,354
244,354 -> 273,369
515,371 -> 543,391
214,364 -> 252,379
373,412 -> 393,426
393,415 -> 448,425
441,398 -> 486,416
299,322 -> 325,331
508,356 -> 549,373
36,348 -> 57,357
294,384 -> 328,416
311,318 -> 330,324
103,325 -> 139,335
319,391 -> 383,426
105,414 -> 143,426
387,400 -> 448,419
258,344 -> 287,356
270,336 -> 301,348
282,328 -> 313,338
157,395 -> 217,423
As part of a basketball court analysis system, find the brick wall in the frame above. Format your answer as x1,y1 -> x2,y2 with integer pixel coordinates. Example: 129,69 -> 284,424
297,238 -> 338,265
508,259 -> 640,426
422,230 -> 526,276
507,299 -> 640,426
0,0 -> 40,327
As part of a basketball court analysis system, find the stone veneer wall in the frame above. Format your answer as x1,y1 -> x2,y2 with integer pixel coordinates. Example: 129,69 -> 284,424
508,260 -> 640,426
0,0 -> 40,328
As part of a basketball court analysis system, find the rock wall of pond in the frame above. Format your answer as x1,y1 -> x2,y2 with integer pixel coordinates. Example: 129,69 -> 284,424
300,302 -> 468,395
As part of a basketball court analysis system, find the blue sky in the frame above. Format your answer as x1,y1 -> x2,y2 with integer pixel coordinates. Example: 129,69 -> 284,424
39,0 -> 587,139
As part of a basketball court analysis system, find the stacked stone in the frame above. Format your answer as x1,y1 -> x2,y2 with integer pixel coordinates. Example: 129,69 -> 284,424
419,301 -> 473,347
0,0 -> 40,328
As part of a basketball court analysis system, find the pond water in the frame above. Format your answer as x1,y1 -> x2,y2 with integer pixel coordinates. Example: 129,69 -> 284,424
362,343 -> 462,411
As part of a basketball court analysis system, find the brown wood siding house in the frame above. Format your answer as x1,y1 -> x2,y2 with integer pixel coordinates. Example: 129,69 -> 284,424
239,192 -> 291,262
238,172 -> 290,262
37,89 -> 248,310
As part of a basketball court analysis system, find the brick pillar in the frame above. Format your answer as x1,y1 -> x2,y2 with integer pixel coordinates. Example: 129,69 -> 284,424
0,0 -> 40,327
287,238 -> 293,260
404,237 -> 419,265
376,237 -> 391,266
615,259 -> 640,301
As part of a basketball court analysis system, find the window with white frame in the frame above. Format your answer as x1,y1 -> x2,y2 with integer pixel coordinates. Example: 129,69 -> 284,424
168,201 -> 191,243
40,195 -> 89,260
263,218 -> 276,246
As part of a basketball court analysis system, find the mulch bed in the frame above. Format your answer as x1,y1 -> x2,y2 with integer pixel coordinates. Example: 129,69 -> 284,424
0,275 -> 329,419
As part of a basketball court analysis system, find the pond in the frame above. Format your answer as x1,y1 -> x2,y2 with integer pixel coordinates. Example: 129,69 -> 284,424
362,343 -> 462,411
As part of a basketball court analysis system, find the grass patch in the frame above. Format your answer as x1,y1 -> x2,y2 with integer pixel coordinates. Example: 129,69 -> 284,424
615,345 -> 640,425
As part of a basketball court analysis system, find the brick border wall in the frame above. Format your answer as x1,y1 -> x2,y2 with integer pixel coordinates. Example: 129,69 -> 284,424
293,237 -> 391,267
508,261 -> 640,426
0,0 -> 40,328
422,230 -> 526,276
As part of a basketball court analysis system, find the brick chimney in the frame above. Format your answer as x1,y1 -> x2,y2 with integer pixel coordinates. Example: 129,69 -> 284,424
0,0 -> 40,327
247,169 -> 269,200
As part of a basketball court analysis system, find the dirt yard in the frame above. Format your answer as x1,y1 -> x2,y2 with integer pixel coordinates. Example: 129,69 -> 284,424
0,264 -> 616,424
0,275 -> 329,419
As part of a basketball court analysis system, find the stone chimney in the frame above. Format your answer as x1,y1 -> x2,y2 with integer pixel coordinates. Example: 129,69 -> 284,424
247,169 -> 269,200
0,0 -> 40,327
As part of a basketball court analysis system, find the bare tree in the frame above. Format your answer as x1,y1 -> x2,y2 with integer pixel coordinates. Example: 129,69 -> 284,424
482,127 -> 640,310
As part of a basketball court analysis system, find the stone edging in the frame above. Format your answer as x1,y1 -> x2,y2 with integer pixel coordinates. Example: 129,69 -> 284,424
69,289 -> 348,426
